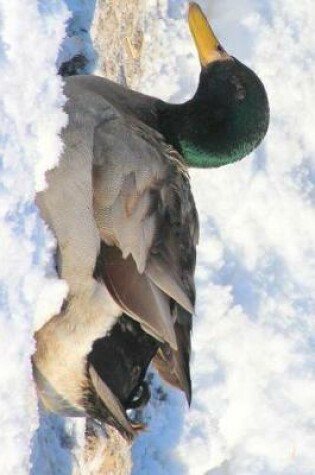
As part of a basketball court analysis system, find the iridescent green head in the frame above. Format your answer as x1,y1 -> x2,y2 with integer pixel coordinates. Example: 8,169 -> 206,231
180,56 -> 270,168
159,3 -> 270,168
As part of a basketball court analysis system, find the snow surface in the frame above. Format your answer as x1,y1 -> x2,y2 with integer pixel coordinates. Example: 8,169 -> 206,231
1,0 -> 314,474
133,1 -> 315,474
0,1 -> 70,474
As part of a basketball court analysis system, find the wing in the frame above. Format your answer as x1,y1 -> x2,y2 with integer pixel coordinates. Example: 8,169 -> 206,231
92,116 -> 199,399
152,307 -> 193,404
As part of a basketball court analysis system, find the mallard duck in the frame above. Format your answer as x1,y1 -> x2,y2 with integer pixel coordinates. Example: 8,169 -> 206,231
33,3 -> 269,440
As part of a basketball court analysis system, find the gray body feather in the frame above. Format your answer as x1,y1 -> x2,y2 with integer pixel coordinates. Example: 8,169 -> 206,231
33,75 -> 199,435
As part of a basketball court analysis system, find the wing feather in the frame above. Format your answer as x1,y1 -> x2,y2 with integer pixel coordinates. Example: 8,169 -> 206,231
96,244 -> 177,349
89,365 -> 134,439
92,116 -> 199,398
153,307 -> 192,404
146,254 -> 194,314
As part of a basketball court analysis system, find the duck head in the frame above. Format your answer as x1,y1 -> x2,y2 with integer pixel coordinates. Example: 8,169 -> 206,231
158,2 -> 269,168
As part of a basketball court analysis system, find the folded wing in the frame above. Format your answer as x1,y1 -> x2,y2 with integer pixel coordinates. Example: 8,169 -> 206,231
92,116 -> 199,401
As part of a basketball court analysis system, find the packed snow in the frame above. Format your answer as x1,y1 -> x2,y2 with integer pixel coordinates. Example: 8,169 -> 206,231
0,1 -> 69,474
0,0 -> 314,474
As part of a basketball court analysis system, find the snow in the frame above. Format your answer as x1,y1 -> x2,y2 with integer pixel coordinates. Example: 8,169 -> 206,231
0,1 -> 69,473
1,0 -> 314,474
133,1 -> 315,474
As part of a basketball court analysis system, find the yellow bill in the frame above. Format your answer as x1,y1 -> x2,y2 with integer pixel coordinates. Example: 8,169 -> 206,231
188,2 -> 230,66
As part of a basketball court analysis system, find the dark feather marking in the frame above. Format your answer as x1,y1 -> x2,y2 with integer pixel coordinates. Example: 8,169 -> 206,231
88,314 -> 159,408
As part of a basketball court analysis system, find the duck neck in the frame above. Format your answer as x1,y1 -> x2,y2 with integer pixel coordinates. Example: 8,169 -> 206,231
156,94 -> 251,169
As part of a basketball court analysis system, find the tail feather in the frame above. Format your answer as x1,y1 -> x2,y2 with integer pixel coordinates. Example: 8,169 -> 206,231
153,307 -> 192,404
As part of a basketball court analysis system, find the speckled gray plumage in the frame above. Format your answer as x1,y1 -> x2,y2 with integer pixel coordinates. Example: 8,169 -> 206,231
34,74 -> 198,437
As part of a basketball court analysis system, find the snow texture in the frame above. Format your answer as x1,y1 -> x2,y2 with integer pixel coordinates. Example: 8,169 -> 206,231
0,1 -> 69,474
132,1 -> 315,474
1,0 -> 314,474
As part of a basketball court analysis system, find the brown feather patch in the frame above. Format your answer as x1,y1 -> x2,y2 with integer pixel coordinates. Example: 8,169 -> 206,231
98,244 -> 177,349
